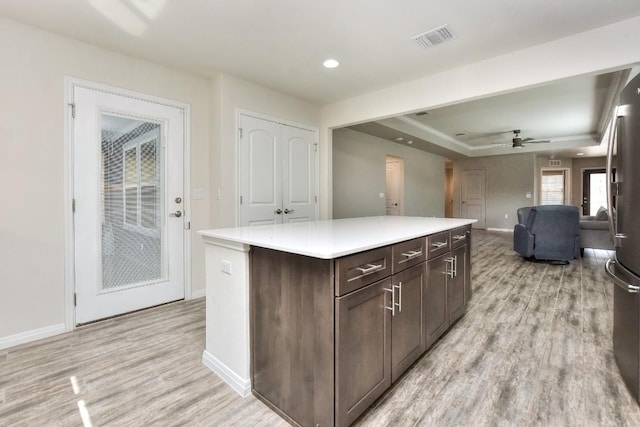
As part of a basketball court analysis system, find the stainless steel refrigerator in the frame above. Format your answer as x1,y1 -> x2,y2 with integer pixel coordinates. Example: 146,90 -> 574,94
605,72 -> 640,401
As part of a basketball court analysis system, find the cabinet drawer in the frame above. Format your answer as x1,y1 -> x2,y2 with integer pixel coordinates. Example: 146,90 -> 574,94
450,225 -> 471,249
427,231 -> 450,259
392,237 -> 426,274
336,246 -> 392,296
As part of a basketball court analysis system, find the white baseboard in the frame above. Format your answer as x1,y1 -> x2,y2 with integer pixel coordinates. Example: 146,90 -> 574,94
0,323 -> 66,351
191,288 -> 206,299
202,350 -> 251,397
487,228 -> 514,233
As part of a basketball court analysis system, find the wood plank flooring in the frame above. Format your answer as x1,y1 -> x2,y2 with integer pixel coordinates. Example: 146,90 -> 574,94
1,230 -> 640,426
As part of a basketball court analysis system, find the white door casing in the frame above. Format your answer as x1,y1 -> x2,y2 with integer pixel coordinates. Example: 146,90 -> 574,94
239,113 -> 317,226
461,169 -> 486,229
73,85 -> 186,324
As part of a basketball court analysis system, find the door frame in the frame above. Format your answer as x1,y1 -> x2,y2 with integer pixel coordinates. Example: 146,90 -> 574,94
235,109 -> 320,226
539,167 -> 571,205
64,77 -> 192,331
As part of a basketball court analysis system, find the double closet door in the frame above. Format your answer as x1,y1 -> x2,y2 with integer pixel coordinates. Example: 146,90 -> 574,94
239,114 -> 318,226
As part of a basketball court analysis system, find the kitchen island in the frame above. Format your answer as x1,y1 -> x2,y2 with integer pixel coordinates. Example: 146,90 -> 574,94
199,216 -> 476,426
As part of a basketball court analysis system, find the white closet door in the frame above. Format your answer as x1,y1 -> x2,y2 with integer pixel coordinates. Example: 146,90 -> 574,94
239,115 -> 283,226
281,126 -> 317,223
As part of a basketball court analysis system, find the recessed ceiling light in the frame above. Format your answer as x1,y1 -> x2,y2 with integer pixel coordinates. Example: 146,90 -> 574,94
576,152 -> 584,156
323,59 -> 340,69
394,137 -> 404,141
455,132 -> 466,137
407,140 -> 413,145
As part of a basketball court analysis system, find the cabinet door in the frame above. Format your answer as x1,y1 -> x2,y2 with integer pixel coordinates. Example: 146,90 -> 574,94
336,278 -> 392,427
426,255 -> 449,349
391,263 -> 426,382
448,246 -> 467,323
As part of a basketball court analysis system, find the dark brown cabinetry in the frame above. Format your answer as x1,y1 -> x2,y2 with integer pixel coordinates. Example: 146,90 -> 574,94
251,225 -> 471,427
336,278 -> 392,427
390,263 -> 426,381
425,226 -> 471,348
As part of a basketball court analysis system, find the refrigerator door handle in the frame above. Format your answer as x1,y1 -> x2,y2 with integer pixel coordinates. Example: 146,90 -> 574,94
606,259 -> 640,293
606,112 -> 620,241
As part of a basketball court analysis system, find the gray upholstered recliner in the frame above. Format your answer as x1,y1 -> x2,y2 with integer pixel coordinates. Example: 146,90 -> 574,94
514,205 -> 581,262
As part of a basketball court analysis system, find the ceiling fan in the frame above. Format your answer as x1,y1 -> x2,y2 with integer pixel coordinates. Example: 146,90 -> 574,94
500,129 -> 551,148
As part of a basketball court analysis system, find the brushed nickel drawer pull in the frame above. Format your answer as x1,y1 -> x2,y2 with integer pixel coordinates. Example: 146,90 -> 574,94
401,250 -> 422,260
431,241 -> 448,249
356,263 -> 383,275
453,234 -> 466,241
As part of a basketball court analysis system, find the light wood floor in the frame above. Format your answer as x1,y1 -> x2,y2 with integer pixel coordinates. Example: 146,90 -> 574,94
1,231 -> 640,426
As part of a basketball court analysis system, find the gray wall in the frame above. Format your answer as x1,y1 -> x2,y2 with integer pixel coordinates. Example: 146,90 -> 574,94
332,128 -> 445,219
453,153 -> 536,230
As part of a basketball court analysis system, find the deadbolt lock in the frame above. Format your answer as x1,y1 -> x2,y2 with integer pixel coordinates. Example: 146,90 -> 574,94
175,197 -> 182,204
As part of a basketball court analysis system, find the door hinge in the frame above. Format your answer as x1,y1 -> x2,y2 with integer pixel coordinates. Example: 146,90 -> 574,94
240,195 -> 243,205
239,128 -> 243,139
72,198 -> 76,213
314,143 -> 318,152
315,195 -> 318,203
74,293 -> 77,306
69,103 -> 76,118
185,221 -> 191,230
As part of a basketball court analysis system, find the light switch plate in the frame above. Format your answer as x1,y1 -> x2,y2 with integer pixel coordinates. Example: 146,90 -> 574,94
221,260 -> 232,275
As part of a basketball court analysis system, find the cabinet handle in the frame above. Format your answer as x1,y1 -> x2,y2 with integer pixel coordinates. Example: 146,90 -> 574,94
384,286 -> 396,316
453,234 -> 466,241
356,263 -> 383,275
445,257 -> 455,278
454,255 -> 458,277
401,250 -> 422,260
394,282 -> 402,312
431,241 -> 448,249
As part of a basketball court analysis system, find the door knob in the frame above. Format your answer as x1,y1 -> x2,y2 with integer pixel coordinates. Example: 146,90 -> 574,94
275,209 -> 283,214
284,208 -> 295,214
169,211 -> 182,217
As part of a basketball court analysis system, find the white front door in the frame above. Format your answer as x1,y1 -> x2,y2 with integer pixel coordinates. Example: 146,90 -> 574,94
73,85 -> 185,324
239,114 -> 317,226
461,169 -> 486,229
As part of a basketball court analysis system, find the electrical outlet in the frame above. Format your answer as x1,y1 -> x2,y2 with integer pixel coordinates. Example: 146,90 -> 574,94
221,260 -> 232,275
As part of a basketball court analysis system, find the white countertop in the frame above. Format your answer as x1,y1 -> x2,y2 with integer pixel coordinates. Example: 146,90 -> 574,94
198,216 -> 477,259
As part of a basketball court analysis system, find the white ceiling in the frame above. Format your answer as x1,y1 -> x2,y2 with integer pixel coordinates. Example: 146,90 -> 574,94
1,0 -> 639,159
1,0 -> 640,105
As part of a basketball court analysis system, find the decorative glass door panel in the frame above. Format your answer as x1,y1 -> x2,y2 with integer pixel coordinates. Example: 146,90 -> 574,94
101,115 -> 165,291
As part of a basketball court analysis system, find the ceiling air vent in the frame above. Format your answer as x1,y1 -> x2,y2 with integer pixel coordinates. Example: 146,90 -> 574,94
412,25 -> 455,48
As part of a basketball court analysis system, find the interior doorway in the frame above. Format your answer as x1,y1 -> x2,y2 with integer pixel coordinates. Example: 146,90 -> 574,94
461,169 -> 486,229
445,165 -> 453,218
385,156 -> 404,216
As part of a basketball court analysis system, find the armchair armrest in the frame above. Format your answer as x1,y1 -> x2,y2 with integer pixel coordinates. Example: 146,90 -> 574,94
513,223 -> 534,257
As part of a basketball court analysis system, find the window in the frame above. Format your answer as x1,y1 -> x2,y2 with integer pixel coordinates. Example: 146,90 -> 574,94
122,127 -> 161,235
540,169 -> 569,205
